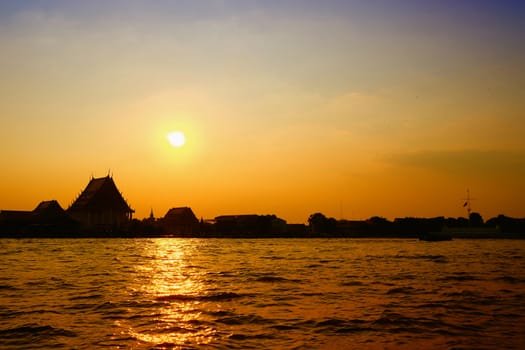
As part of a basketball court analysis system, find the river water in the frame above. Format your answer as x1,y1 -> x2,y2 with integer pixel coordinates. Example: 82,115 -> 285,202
0,238 -> 524,349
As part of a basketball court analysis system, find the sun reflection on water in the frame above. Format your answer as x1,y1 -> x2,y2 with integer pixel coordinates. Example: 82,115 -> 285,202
135,239 -> 200,296
128,327 -> 217,348
128,239 -> 217,347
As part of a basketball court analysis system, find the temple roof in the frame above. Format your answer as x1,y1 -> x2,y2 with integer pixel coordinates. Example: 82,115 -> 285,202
164,207 -> 197,219
68,176 -> 133,213
1,200 -> 70,223
33,200 -> 64,215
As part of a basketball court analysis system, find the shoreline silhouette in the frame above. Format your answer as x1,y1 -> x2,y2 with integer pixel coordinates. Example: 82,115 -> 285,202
1,175 -> 524,238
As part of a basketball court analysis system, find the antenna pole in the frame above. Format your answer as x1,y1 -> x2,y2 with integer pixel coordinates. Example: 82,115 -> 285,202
466,189 -> 472,217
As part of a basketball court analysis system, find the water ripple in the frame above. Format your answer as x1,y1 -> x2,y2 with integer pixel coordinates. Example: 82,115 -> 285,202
1,238 -> 525,349
156,292 -> 243,302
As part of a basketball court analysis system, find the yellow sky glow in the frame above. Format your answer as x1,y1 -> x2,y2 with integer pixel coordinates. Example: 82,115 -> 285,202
1,2 -> 524,223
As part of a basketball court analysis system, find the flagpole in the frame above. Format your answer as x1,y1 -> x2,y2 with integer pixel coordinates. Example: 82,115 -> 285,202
464,189 -> 472,218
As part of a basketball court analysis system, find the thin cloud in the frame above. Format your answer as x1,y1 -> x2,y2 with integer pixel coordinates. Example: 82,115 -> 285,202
387,149 -> 525,177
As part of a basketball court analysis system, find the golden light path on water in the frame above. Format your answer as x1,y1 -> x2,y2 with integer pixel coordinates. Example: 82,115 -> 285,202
1,239 -> 525,349
128,239 -> 217,346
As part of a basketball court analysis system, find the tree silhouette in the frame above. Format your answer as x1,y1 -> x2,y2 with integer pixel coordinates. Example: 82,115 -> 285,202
469,212 -> 484,227
308,212 -> 337,234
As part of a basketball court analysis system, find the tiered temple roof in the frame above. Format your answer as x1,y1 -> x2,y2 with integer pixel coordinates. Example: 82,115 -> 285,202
69,176 -> 133,213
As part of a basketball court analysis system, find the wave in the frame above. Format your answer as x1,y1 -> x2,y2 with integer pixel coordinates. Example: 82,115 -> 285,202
261,255 -> 286,260
217,314 -> 272,326
340,280 -> 365,286
438,274 -> 481,282
68,293 -> 104,301
370,312 -> 460,335
254,275 -> 301,283
0,309 -> 61,318
228,332 -> 275,340
202,310 -> 237,318
269,324 -> 299,331
305,264 -> 322,268
494,276 -> 525,284
151,325 -> 201,334
276,313 -> 492,339
185,265 -> 206,269
386,286 -> 417,294
0,284 -> 17,290
0,324 -> 77,343
308,318 -> 372,334
395,254 -> 449,263
156,292 -> 243,302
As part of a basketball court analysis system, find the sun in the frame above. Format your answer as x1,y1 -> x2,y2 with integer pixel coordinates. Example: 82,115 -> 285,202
167,131 -> 186,147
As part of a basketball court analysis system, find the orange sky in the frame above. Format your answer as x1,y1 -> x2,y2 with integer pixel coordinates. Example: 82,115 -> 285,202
1,2 -> 524,223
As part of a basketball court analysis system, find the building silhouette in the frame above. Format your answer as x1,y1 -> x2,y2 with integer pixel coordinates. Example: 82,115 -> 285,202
160,207 -> 199,234
0,200 -> 77,235
67,176 -> 134,232
214,214 -> 287,236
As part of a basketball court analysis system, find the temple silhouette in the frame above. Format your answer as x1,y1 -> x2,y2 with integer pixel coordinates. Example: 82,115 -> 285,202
68,176 -> 134,232
1,175 -> 525,238
0,200 -> 78,235
159,207 -> 199,234
0,175 -> 134,235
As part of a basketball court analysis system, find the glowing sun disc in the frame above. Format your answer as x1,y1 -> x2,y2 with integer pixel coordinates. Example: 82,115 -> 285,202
167,131 -> 186,147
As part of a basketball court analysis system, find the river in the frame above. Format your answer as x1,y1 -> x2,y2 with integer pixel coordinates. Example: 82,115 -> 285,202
1,238 -> 524,349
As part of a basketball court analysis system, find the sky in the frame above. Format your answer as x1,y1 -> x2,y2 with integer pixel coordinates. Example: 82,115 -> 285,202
1,0 -> 524,223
